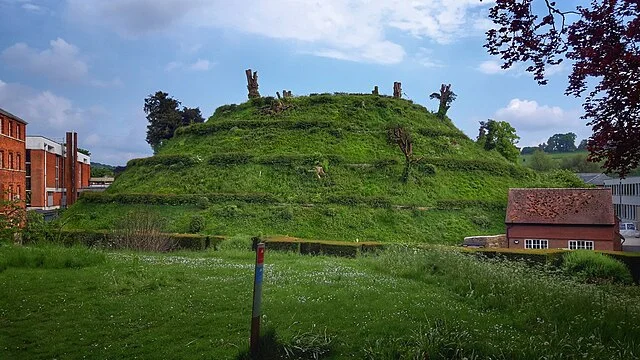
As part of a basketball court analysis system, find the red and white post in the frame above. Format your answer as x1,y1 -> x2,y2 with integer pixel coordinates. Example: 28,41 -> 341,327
250,242 -> 265,356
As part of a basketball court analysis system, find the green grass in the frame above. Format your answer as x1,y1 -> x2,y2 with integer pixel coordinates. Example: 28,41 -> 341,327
62,202 -> 507,244
63,94 -> 586,243
1,244 -> 639,359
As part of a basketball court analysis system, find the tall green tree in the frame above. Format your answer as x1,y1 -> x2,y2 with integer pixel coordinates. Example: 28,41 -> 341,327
477,119 -> 520,163
528,149 -> 557,172
429,84 -> 457,119
144,93 -> 204,152
577,139 -> 588,151
180,107 -> 204,126
145,91 -> 182,152
544,133 -> 577,153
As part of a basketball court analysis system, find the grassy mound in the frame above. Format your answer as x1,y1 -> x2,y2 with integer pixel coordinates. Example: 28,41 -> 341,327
65,94 -> 582,243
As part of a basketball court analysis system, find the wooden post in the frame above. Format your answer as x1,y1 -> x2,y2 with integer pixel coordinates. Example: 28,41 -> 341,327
249,242 -> 265,356
393,82 -> 402,98
372,86 -> 379,95
246,69 -> 260,99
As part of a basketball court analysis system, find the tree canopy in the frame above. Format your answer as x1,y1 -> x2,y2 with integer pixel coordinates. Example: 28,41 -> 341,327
483,0 -> 640,176
544,133 -> 577,153
477,119 -> 520,162
144,92 -> 204,152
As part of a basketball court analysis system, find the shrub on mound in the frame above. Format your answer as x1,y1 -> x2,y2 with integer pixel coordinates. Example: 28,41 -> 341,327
563,251 -> 633,284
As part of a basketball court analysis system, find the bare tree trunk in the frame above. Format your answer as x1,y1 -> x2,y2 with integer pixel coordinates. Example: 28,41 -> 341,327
393,82 -> 402,98
246,69 -> 260,99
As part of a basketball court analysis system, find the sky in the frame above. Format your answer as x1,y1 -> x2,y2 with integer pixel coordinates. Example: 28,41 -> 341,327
0,0 -> 591,165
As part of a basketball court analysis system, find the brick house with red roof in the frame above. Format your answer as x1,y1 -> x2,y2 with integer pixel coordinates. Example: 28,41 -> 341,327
506,188 -> 622,251
0,107 -> 27,205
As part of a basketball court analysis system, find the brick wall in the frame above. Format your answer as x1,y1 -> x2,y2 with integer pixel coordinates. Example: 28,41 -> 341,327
507,224 -> 621,251
0,113 -> 26,205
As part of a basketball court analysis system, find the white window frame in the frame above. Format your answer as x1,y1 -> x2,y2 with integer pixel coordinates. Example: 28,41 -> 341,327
525,239 -> 549,249
568,240 -> 594,250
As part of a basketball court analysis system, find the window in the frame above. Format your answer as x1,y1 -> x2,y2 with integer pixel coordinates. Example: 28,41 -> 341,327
525,239 -> 549,249
16,185 -> 20,199
16,153 -> 21,170
55,156 -> 59,188
16,125 -> 20,139
9,122 -> 13,137
8,152 -> 13,169
0,151 -> 3,168
569,240 -> 594,250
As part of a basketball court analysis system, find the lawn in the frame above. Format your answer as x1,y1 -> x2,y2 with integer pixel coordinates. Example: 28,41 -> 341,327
2,243 -> 640,359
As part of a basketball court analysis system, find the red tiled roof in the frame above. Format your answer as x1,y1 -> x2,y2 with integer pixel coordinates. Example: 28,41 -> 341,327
506,188 -> 615,225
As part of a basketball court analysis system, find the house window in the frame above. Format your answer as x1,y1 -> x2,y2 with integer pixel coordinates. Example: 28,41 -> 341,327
16,153 -> 21,170
525,239 -> 549,249
569,240 -> 594,250
8,152 -> 13,169
16,185 -> 20,199
16,125 -> 20,139
0,151 -> 3,168
55,156 -> 59,188
9,121 -> 13,137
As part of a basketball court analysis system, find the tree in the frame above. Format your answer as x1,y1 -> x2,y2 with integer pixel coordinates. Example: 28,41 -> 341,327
78,148 -> 91,156
387,125 -> 419,183
429,84 -> 457,118
544,133 -> 577,153
144,92 -> 204,152
145,91 -> 182,152
483,0 -> 640,176
477,119 -> 520,162
0,191 -> 25,243
559,153 -> 602,173
528,149 -> 557,172
577,139 -> 588,151
180,107 -> 204,126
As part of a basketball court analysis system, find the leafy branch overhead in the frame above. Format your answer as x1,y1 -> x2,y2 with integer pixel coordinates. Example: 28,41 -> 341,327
482,0 -> 640,176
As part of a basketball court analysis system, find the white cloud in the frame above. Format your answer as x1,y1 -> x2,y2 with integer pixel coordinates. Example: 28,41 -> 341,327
164,61 -> 182,72
22,3 -> 42,12
494,98 -> 590,146
414,47 -> 444,68
2,38 -> 88,82
478,60 -> 510,74
189,59 -> 212,71
478,59 -> 566,77
66,0 -> 492,65
0,79 -> 151,164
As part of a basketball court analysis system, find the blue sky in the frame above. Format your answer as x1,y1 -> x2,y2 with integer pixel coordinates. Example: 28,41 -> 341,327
0,0 -> 590,165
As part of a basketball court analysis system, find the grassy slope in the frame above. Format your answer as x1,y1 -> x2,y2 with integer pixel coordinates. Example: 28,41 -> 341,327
1,244 -> 639,359
65,94 -> 582,243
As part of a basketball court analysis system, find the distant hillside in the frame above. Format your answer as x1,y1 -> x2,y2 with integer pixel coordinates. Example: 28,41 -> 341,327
65,94 -> 583,244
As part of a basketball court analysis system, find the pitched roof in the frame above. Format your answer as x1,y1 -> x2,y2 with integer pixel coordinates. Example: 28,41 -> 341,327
576,173 -> 613,186
506,188 -> 615,225
0,107 -> 28,124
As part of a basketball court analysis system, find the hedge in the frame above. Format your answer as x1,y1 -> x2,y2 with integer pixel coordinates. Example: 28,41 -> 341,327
435,199 -> 506,210
416,128 -> 469,140
79,192 -> 279,206
263,236 -> 383,257
326,195 -> 392,208
127,154 -> 200,168
175,119 -> 336,137
421,158 -> 532,178
464,247 -> 640,284
55,230 -> 224,251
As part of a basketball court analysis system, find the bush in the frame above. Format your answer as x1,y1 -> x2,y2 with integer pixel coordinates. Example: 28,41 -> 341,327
218,234 -> 253,251
109,211 -> 177,252
127,154 -> 199,168
563,251 -> 633,284
23,211 -> 49,244
196,196 -> 209,209
188,215 -> 206,233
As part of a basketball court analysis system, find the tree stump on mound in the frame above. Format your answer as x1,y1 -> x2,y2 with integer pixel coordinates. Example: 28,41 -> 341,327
245,69 -> 260,99
393,82 -> 402,98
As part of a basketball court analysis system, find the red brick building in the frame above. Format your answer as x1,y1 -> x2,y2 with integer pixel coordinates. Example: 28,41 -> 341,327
0,108 -> 27,204
26,133 -> 90,210
506,188 -> 622,251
